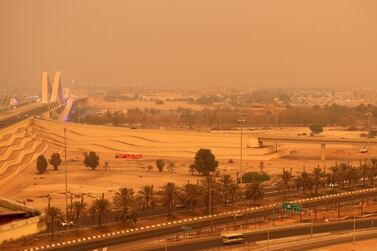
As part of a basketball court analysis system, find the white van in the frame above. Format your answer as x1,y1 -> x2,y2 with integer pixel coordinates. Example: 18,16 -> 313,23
221,232 -> 245,245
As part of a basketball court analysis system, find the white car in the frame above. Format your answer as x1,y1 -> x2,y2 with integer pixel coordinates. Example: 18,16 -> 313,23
329,183 -> 339,188
60,220 -> 74,227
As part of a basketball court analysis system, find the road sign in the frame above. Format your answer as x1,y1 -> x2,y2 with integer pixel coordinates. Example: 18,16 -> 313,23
282,202 -> 302,213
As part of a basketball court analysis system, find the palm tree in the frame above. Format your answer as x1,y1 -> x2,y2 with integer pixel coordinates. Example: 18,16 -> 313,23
200,176 -> 221,213
72,198 -> 87,225
278,169 -> 293,200
347,166 -> 360,187
370,158 -> 377,184
312,167 -> 325,194
219,175 -> 234,206
295,171 -> 312,194
137,185 -> 156,211
182,183 -> 201,212
228,182 -> 240,208
90,194 -> 112,226
328,165 -> 340,188
359,162 -> 370,185
245,182 -> 264,203
45,206 -> 62,240
338,162 -> 350,187
113,188 -> 137,224
158,182 -> 179,216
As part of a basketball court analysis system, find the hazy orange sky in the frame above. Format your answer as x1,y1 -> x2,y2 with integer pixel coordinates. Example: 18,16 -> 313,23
1,0 -> 377,88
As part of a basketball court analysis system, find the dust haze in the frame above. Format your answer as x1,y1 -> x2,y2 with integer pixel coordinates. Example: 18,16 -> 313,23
0,0 -> 377,88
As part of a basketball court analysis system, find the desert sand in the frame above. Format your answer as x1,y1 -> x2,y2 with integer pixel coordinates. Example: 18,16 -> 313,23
0,118 -> 375,212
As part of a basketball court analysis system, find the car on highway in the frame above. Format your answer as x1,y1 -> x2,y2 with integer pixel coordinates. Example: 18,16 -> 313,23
60,220 -> 74,227
175,203 -> 186,208
233,212 -> 244,218
329,182 -> 339,188
221,232 -> 245,245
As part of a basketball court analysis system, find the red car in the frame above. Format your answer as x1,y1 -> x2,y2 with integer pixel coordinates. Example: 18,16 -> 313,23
115,153 -> 142,159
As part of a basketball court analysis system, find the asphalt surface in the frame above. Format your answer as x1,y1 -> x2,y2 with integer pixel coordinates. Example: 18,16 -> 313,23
0,103 -> 49,128
145,217 -> 377,251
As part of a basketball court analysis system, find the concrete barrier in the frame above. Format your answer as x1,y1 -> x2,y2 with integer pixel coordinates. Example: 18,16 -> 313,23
0,197 -> 45,244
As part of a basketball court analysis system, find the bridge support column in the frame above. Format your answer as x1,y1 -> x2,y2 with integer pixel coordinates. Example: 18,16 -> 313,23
320,144 -> 326,161
258,139 -> 264,148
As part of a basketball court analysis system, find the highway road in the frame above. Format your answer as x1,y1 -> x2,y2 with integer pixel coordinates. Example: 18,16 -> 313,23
258,136 -> 377,146
0,103 -> 49,128
37,187 -> 377,251
143,217 -> 377,251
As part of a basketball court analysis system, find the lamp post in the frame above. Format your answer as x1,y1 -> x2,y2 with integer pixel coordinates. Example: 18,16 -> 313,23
366,112 -> 373,161
267,204 -> 276,251
275,109 -> 278,152
238,117 -> 246,184
353,198 -> 356,244
310,210 -> 314,238
64,128 -> 68,232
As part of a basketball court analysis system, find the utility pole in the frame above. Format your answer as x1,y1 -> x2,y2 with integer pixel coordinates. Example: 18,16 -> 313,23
366,112 -> 373,161
64,128 -> 68,232
238,117 -> 246,184
208,175 -> 212,215
275,109 -> 278,152
267,226 -> 270,251
116,93 -> 119,111
76,101 -> 80,123
353,198 -> 356,244
208,175 -> 213,232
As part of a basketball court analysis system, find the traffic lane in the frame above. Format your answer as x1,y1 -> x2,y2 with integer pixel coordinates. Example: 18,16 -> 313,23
40,205 -> 343,251
0,104 -> 49,128
299,191 -> 377,208
47,214 -> 248,251
146,218 -> 377,251
289,231 -> 377,251
46,225 -> 185,251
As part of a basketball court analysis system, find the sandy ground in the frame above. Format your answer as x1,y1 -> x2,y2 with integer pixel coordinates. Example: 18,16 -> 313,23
0,122 -> 376,212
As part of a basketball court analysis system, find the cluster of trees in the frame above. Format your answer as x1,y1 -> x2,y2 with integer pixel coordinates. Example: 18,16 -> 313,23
278,159 -> 377,199
45,172 -> 267,238
40,146 -> 377,239
78,103 -> 377,129
103,94 -> 140,102
36,151 -> 100,174
36,154 -> 62,174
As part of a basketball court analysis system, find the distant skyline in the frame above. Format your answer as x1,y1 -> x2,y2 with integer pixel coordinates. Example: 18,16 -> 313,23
1,0 -> 377,89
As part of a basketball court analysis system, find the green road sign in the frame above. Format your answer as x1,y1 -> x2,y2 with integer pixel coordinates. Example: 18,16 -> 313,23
282,202 -> 302,213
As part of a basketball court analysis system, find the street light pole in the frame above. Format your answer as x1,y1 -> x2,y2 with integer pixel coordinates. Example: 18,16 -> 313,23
311,211 -> 313,238
64,128 -> 68,232
238,118 -> 246,184
275,109 -> 278,152
267,205 -> 276,251
353,199 -> 356,244
366,112 -> 372,161
267,226 -> 270,251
